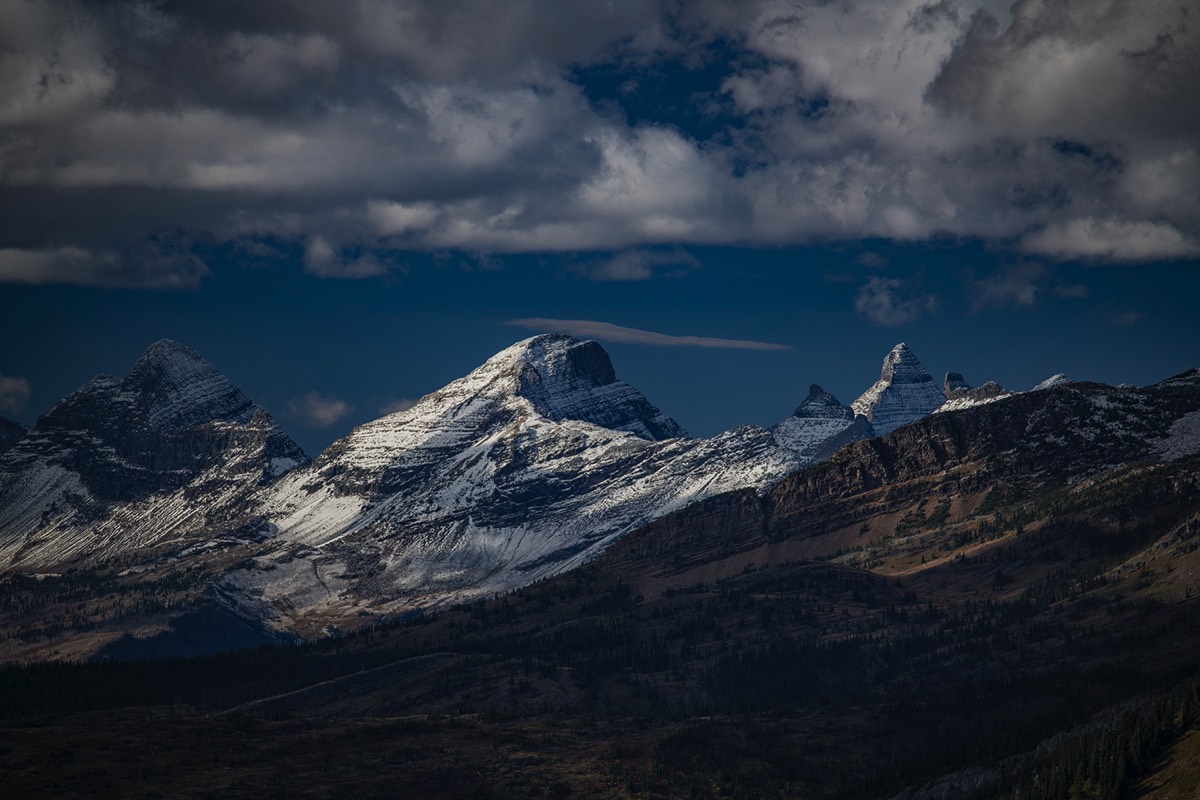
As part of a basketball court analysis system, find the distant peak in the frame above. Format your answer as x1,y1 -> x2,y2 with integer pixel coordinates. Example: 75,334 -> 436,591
944,371 -> 970,395
879,342 -> 932,385
478,335 -> 683,440
793,384 -> 854,421
1032,373 -> 1071,391
129,338 -> 210,375
852,342 -> 943,435
123,339 -> 255,431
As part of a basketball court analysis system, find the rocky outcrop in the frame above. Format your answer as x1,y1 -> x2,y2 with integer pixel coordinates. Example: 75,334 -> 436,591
939,372 -> 1011,412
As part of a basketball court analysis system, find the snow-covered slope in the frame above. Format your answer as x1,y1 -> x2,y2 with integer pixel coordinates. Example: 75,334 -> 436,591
230,335 -> 816,629
0,340 -> 308,570
851,344 -> 946,436
2,334 -> 1199,654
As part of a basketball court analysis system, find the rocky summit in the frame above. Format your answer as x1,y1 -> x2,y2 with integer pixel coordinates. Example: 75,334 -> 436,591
851,342 -> 946,436
0,340 -> 308,572
770,384 -> 872,464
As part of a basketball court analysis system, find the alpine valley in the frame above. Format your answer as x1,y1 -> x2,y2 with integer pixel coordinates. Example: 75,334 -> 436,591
4,336 -> 1200,799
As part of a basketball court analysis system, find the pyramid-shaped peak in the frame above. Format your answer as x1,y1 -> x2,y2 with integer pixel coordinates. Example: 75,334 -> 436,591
126,339 -> 217,386
879,342 -> 932,384
123,339 -> 255,431
853,342 -> 944,436
793,384 -> 855,421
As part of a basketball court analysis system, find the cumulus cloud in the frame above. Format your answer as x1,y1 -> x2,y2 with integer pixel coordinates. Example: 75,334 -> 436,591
0,374 -> 31,415
506,319 -> 791,350
926,0 -> 1200,145
0,0 -> 1196,285
287,391 -> 354,427
854,277 -> 937,327
1021,219 -> 1200,262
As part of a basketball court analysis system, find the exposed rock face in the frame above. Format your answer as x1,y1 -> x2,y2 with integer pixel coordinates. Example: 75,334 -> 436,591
943,372 -> 970,396
939,372 -> 1011,412
772,384 -> 873,463
0,417 -> 25,456
511,337 -> 685,440
852,343 -> 946,436
0,340 -> 308,570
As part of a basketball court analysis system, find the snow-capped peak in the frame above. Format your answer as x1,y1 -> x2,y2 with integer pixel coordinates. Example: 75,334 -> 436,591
123,339 -> 256,431
792,384 -> 856,421
1032,373 -> 1071,391
385,335 -> 685,442
852,343 -> 945,436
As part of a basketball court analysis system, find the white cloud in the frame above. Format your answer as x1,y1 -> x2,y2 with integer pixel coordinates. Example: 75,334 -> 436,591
366,201 -> 438,236
1021,219 -> 1200,262
855,277 -> 936,327
506,319 -> 791,350
0,374 -> 31,415
287,391 -> 354,427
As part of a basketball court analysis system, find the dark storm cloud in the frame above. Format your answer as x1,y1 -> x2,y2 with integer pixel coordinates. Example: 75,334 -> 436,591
0,0 -> 1195,289
927,0 -> 1200,144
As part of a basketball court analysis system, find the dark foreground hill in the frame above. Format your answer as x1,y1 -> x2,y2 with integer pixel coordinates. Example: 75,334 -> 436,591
2,374 -> 1200,798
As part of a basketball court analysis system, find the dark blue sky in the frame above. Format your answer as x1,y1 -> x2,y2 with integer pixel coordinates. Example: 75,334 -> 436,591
1,1 -> 1197,457
4,241 -> 1196,457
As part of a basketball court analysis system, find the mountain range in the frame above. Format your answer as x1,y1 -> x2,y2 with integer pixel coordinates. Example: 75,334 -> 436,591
0,335 -> 1196,660
3,335 -> 1199,798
